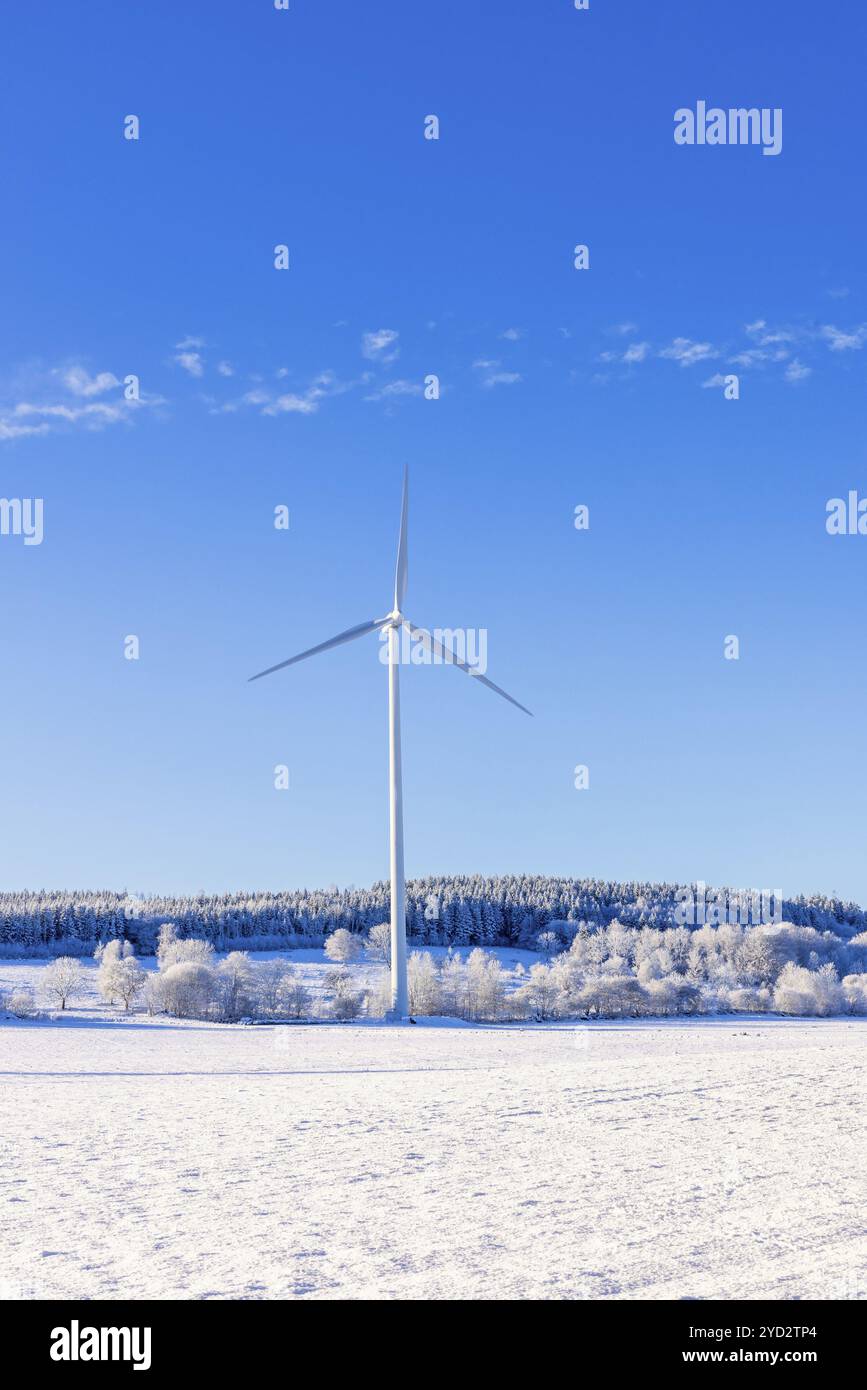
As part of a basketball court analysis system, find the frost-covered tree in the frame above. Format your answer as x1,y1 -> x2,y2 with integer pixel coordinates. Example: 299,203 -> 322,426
99,954 -> 146,1011
217,952 -> 256,1021
407,951 -> 442,1015
364,922 -> 391,964
2,987 -> 37,1018
773,962 -> 843,1016
514,962 -> 562,1020
726,986 -> 771,1013
253,959 -> 287,1014
324,968 -> 366,1020
158,933 -> 215,972
537,931 -> 560,961
578,975 -> 645,1019
42,956 -> 83,1010
96,939 -> 136,1002
842,974 -> 867,1014
463,949 -> 506,1021
276,967 -> 310,1019
148,961 -> 217,1019
325,928 -> 362,964
156,922 -> 178,966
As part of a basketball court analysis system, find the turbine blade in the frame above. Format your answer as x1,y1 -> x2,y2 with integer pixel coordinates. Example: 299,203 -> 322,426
393,465 -> 409,611
249,617 -> 386,682
404,621 -> 533,716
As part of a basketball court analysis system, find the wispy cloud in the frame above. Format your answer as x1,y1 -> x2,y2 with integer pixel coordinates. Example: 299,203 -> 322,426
61,367 -> 120,397
472,359 -> 522,388
216,360 -> 234,377
820,323 -> 867,352
210,369 -> 366,418
500,327 -> 523,341
172,335 -> 206,374
0,417 -> 49,441
784,358 -> 811,383
728,348 -> 772,368
600,341 -> 650,365
364,379 -> 423,402
659,337 -> 717,368
361,328 -> 400,363
262,392 -> 320,416
0,363 -> 162,443
744,319 -> 795,349
174,349 -> 204,377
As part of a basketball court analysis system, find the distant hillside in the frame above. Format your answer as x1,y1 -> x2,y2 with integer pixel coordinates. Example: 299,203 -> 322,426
0,875 -> 864,955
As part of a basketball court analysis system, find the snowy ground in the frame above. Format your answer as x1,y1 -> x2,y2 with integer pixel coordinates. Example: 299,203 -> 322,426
2,957 -> 865,1301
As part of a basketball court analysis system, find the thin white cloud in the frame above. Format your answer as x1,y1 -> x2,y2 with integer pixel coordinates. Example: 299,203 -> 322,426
820,324 -> 867,352
216,360 -> 234,377
254,369 -> 364,417
62,367 -> 120,397
744,319 -> 795,347
0,363 -> 163,443
729,348 -> 769,368
472,358 -> 522,388
174,350 -> 204,377
263,392 -> 320,416
2,394 -> 159,442
622,341 -> 650,364
659,338 -> 717,367
607,322 -> 639,336
500,327 -> 523,341
364,379 -> 423,402
0,418 -> 49,440
599,341 -> 650,365
701,373 -> 728,389
11,401 -> 126,425
361,328 -> 400,362
213,366 -> 369,414
784,359 -> 811,382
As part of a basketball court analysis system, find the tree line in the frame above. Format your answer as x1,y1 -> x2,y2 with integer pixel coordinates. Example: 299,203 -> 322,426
0,875 -> 864,956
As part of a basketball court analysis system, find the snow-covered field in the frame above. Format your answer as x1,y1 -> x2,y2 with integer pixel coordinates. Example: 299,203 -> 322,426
2,951 -> 865,1301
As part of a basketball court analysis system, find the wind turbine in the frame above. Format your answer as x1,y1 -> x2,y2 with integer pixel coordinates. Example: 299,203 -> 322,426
248,468 -> 532,1019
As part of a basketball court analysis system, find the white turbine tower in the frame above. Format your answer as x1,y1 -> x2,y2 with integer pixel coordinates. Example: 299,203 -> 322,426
249,468 -> 531,1019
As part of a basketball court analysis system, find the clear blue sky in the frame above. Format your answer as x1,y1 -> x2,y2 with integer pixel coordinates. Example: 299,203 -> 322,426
2,1 -> 865,901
